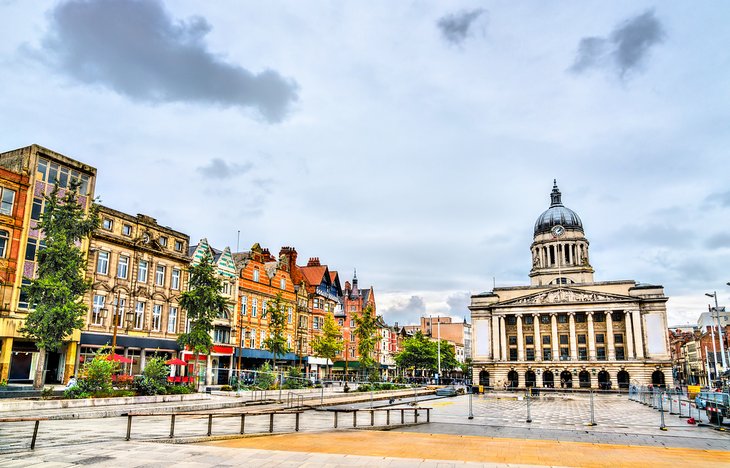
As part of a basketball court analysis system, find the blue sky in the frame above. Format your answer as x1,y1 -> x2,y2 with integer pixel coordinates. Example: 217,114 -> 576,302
1,1 -> 729,326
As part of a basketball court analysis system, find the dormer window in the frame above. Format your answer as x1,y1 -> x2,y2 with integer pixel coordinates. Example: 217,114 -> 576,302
253,268 -> 260,282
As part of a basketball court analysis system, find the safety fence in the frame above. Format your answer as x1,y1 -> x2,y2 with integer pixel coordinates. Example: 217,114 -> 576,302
628,386 -> 728,432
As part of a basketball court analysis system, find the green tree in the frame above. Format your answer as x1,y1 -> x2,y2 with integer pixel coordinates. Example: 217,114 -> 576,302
311,313 -> 343,379
395,331 -> 436,373
264,293 -> 290,369
353,305 -> 379,380
437,339 -> 459,374
21,183 -> 99,389
177,250 -> 227,390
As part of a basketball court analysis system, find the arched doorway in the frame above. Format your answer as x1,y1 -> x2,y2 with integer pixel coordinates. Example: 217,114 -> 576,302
617,370 -> 629,389
560,370 -> 572,389
507,370 -> 519,389
597,371 -> 611,390
525,370 -> 536,388
479,370 -> 490,387
651,370 -> 665,388
578,371 -> 591,388
542,370 -> 554,388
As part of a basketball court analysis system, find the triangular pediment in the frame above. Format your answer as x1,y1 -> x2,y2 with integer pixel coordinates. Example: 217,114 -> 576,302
496,287 -> 634,307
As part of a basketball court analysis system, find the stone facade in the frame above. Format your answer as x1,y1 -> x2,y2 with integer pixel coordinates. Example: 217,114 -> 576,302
470,182 -> 673,390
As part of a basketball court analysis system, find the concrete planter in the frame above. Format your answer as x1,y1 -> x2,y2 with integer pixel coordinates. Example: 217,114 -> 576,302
0,392 -> 210,412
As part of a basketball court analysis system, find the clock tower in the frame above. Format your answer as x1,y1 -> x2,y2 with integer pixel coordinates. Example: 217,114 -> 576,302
529,181 -> 594,286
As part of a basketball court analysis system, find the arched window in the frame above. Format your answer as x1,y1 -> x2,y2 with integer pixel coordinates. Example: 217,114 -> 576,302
0,230 -> 8,258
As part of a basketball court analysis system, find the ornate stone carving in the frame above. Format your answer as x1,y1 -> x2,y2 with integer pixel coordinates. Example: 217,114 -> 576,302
509,289 -> 622,305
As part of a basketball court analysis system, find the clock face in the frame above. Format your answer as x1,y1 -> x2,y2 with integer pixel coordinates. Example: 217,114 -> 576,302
551,225 -> 565,238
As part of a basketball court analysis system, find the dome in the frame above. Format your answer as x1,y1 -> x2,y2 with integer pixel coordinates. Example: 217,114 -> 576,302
534,181 -> 583,236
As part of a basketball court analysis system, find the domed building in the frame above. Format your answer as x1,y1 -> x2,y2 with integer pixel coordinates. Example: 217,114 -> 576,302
470,181 -> 672,390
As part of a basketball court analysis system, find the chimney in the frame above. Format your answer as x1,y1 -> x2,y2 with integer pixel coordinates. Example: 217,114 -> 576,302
307,257 -> 320,266
345,281 -> 351,292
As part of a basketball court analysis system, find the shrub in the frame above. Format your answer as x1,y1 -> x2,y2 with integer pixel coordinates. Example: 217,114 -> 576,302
41,387 -> 54,399
78,354 -> 118,394
255,362 -> 276,390
282,368 -> 305,389
220,385 -> 233,391
143,357 -> 170,385
63,385 -> 89,399
168,384 -> 194,395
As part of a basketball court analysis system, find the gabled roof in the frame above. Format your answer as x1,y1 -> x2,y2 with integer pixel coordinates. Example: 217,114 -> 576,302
300,265 -> 329,289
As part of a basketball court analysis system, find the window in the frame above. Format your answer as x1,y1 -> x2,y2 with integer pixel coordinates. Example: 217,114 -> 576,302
526,348 -> 535,361
543,349 -> 552,360
117,256 -> 129,279
558,314 -> 568,323
350,348 -> 355,358
152,304 -> 162,331
159,236 -> 167,247
575,313 -> 586,323
252,298 -> 258,317
525,336 -> 534,345
155,265 -> 165,286
287,335 -> 292,349
214,327 -> 230,343
594,313 -> 605,323
249,331 -> 256,349
597,347 -> 606,360
96,251 -> 109,274
540,315 -> 550,324
280,278 -> 286,290
122,224 -> 132,236
253,268 -> 260,282
350,319 -> 355,328
260,330 -> 266,349
338,318 -> 344,326
0,187 -> 15,216
313,298 -> 321,309
102,218 -> 113,230
524,316 -> 534,325
578,347 -> 587,360
559,334 -> 569,345
262,300 -> 268,319
287,307 -> 292,324
560,347 -> 570,360
112,297 -> 125,327
615,347 -> 625,360
241,296 -> 247,316
509,349 -> 518,361
614,334 -> 623,344
167,306 -> 178,333
174,240 -> 183,252
313,316 -> 322,330
171,269 -> 181,290
508,336 -> 517,345
0,230 -> 8,258
135,260 -> 148,283
506,316 -> 517,325
612,311 -> 623,322
92,295 -> 105,325
542,335 -> 551,345
595,333 -> 605,344
31,198 -> 43,221
134,302 -> 145,329
577,334 -> 586,344
25,238 -> 43,261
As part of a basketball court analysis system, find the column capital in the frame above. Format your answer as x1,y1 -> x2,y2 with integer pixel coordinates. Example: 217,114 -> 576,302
567,311 -> 575,316
532,312 -> 540,317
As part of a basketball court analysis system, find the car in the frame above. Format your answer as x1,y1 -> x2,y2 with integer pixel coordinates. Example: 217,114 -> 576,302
695,391 -> 729,424
435,386 -> 458,397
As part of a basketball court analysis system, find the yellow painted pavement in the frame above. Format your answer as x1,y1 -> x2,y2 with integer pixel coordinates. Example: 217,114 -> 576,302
206,430 -> 730,467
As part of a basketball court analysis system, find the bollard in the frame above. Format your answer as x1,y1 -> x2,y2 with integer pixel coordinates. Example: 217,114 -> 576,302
353,411 -> 357,428
30,420 -> 40,450
526,391 -> 532,423
415,409 -> 419,423
371,410 -> 374,426
321,385 -> 324,405
269,413 -> 274,433
371,390 -> 374,409
414,387 -> 418,405
240,414 -> 246,434
169,414 -> 176,438
208,414 -> 213,436
387,409 -> 390,425
659,394 -> 667,431
126,415 -> 133,441
401,409 -> 405,424
468,391 -> 474,420
334,411 -> 338,428
713,399 -> 725,432
427,408 -> 431,423
586,390 -> 596,426
295,412 -> 300,432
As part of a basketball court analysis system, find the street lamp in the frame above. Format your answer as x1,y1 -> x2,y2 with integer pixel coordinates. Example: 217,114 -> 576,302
705,292 -> 728,369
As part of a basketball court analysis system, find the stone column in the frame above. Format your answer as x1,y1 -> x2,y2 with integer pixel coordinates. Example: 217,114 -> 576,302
568,312 -> 578,360
206,355 -> 213,386
516,315 -> 524,361
587,312 -> 596,361
624,310 -> 634,359
550,314 -> 558,362
63,341 -> 77,384
533,314 -> 542,361
492,315 -> 500,360
606,311 -> 615,360
631,310 -> 644,359
500,316 -> 507,361
0,337 -> 13,382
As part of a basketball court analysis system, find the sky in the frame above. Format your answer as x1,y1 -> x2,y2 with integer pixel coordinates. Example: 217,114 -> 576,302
1,1 -> 729,328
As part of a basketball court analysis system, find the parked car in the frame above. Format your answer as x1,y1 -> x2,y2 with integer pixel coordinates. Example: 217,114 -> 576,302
695,391 -> 729,424
435,386 -> 458,397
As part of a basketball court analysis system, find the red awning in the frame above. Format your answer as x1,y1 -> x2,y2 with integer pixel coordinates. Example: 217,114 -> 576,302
105,354 -> 133,364
165,358 -> 187,366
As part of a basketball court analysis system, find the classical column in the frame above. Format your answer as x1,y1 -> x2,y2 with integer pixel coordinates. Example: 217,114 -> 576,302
624,310 -> 634,359
492,315 -> 500,360
606,311 -> 615,360
533,314 -> 541,361
516,315 -> 524,361
550,314 -> 558,361
631,310 -> 644,359
587,312 -> 596,361
500,316 -> 507,361
568,312 -> 578,360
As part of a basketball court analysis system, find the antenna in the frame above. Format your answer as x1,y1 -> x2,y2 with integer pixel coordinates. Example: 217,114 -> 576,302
236,230 -> 240,253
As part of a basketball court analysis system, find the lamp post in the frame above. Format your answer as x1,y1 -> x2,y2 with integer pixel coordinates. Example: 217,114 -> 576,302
705,292 -> 728,369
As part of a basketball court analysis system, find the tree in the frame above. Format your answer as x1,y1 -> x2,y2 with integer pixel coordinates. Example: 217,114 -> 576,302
264,293 -> 290,370
394,332 -> 459,378
353,305 -> 379,380
311,313 -> 343,379
177,250 -> 227,390
21,183 -> 99,389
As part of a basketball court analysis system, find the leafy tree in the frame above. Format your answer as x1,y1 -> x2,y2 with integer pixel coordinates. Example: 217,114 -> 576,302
134,356 -> 170,396
264,293 -> 290,369
353,305 -> 379,379
395,332 -> 459,377
437,339 -> 459,373
177,250 -> 227,390
311,313 -> 343,379
21,183 -> 99,389
255,361 -> 276,389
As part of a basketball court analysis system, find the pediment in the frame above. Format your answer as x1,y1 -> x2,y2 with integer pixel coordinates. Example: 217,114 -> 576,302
496,288 -> 634,307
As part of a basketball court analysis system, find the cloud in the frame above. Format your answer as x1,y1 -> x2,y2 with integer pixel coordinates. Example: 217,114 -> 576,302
570,10 -> 665,78
381,296 -> 426,326
446,292 -> 471,318
34,0 -> 298,122
436,9 -> 485,45
705,190 -> 730,208
704,233 -> 730,250
197,158 -> 253,179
